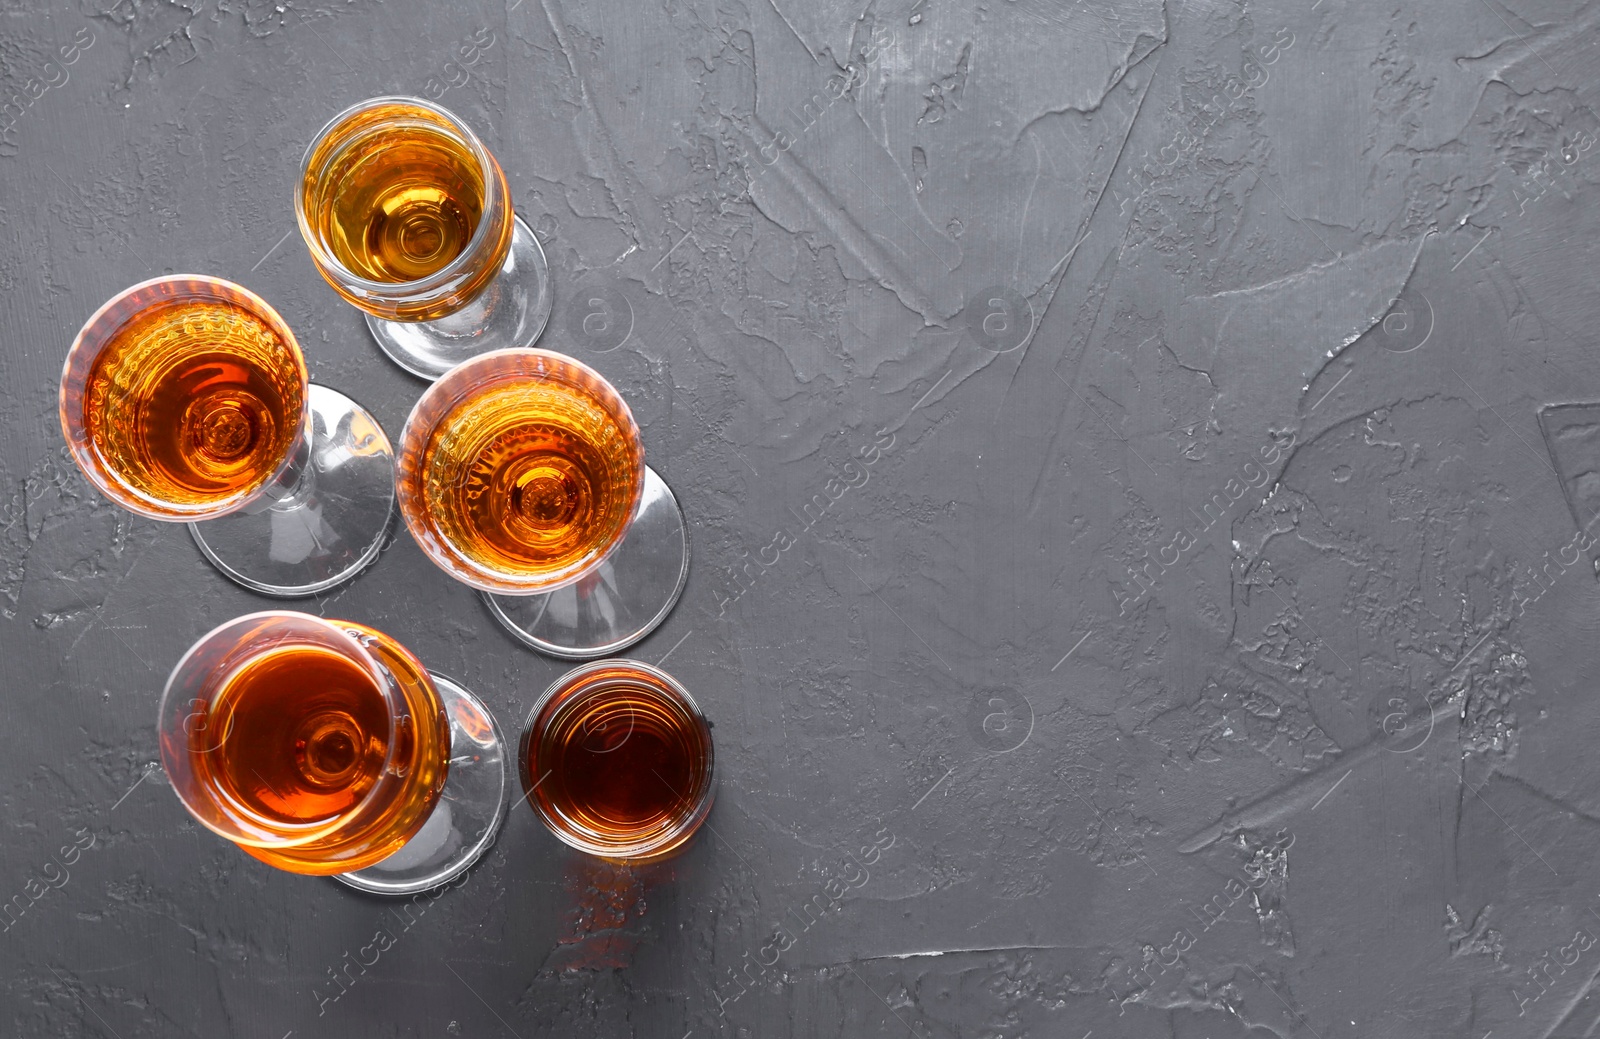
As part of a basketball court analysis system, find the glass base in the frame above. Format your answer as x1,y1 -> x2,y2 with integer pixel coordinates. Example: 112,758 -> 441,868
365,213 -> 553,380
335,674 -> 508,895
484,466 -> 690,659
189,384 -> 395,597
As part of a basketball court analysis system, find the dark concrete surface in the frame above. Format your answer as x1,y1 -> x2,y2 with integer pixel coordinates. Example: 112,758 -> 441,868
4,0 -> 1600,1035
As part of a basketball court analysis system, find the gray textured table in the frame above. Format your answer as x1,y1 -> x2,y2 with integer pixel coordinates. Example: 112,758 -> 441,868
5,0 -> 1600,1036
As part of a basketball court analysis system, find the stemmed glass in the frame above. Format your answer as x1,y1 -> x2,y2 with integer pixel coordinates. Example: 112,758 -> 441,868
395,348 -> 690,658
519,659 -> 714,862
295,96 -> 552,380
60,275 -> 394,597
158,611 -> 507,893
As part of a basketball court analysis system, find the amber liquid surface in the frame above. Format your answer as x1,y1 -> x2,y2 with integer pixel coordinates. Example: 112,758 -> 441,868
83,294 -> 303,507
310,114 -> 484,283
192,645 -> 396,832
420,379 -> 640,580
530,672 -> 710,848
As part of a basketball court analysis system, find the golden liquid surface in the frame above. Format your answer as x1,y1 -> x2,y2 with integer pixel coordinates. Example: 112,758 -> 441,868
310,117 -> 484,282
419,378 -> 640,579
83,294 -> 304,507
194,645 -> 394,831
183,624 -> 449,874
528,672 -> 711,848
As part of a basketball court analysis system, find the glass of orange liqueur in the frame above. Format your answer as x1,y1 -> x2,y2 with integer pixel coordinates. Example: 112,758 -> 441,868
60,276 -> 395,596
397,348 -> 690,658
520,660 -> 713,862
159,611 -> 507,893
296,96 -> 551,380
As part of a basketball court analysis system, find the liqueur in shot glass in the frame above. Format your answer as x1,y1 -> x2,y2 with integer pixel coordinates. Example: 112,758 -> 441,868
519,659 -> 713,862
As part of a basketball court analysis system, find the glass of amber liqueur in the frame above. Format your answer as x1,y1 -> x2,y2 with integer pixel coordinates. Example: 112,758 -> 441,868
296,95 -> 552,380
519,659 -> 714,862
158,611 -> 507,893
396,348 -> 690,658
60,275 -> 395,596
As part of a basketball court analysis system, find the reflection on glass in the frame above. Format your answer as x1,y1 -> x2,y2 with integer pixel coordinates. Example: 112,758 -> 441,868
397,349 -> 689,657
519,659 -> 714,862
158,611 -> 507,894
296,96 -> 552,380
59,275 -> 395,596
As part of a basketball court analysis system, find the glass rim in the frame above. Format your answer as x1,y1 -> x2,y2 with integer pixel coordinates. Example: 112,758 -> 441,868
517,658 -> 714,860
158,610 -> 412,849
395,347 -> 647,594
294,94 -> 504,298
58,274 -> 311,521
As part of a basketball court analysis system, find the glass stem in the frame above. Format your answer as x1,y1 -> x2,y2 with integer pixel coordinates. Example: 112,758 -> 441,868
414,267 -> 503,338
251,419 -> 318,513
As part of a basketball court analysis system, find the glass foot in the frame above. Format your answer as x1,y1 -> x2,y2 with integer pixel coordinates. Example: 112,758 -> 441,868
365,213 -> 552,380
484,466 -> 690,659
189,384 -> 395,597
336,674 -> 508,895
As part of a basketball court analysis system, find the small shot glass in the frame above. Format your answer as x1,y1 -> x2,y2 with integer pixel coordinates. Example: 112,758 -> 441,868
518,659 -> 714,863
